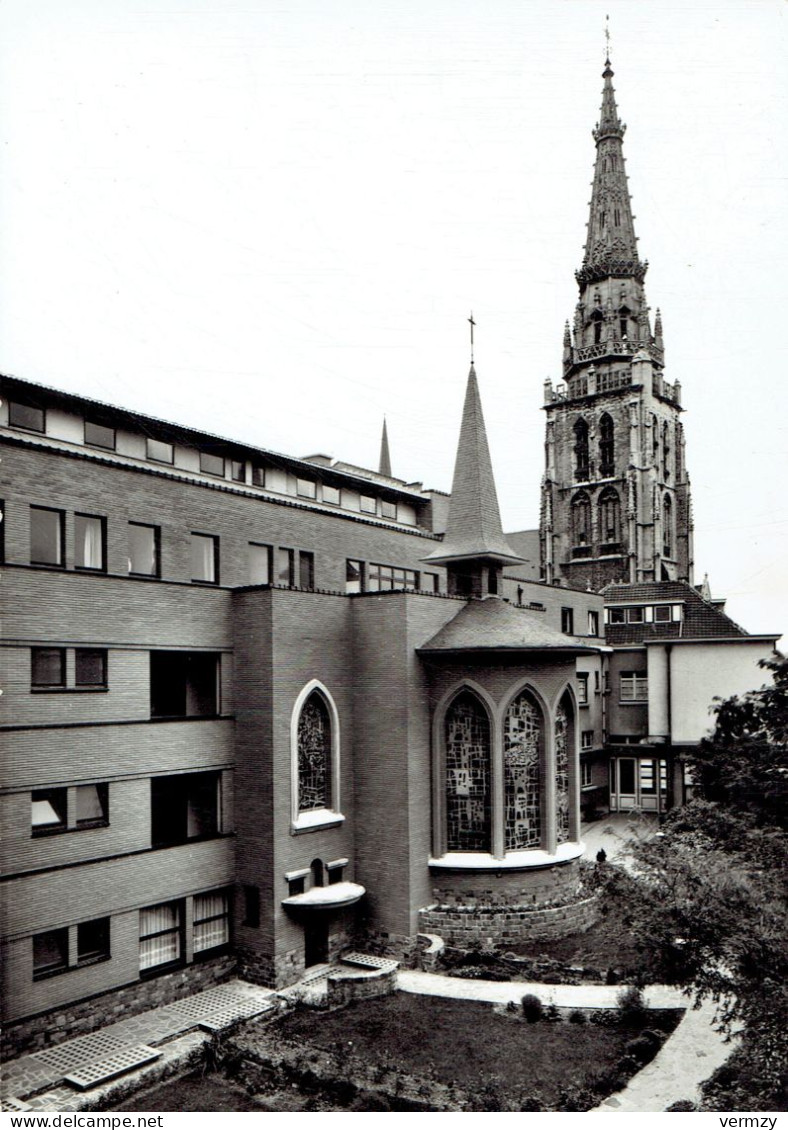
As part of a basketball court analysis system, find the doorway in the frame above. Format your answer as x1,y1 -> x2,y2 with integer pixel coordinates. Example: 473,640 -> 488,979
304,917 -> 329,967
609,756 -> 667,812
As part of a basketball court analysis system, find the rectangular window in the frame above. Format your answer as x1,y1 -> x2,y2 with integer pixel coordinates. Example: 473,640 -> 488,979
359,495 -> 377,514
191,532 -> 218,584
77,918 -> 110,965
31,788 -> 67,834
609,607 -> 626,624
243,885 -> 260,928
654,605 -> 672,622
75,783 -> 109,827
587,611 -> 599,636
139,902 -> 182,972
381,499 -> 397,520
75,648 -> 107,688
74,513 -> 106,571
620,672 -> 648,702
561,607 -> 574,635
199,451 -> 225,477
150,771 -> 220,847
128,522 -> 159,576
423,572 -> 440,593
581,760 -> 593,787
33,928 -> 69,978
252,465 -> 266,487
577,673 -> 589,705
581,730 -> 594,750
231,460 -> 245,482
627,607 -> 644,623
193,891 -> 230,954
298,551 -> 314,591
146,438 -> 174,464
84,421 -> 115,450
346,559 -> 363,594
322,484 -> 340,506
150,651 -> 220,718
9,400 -> 45,433
248,543 -> 272,585
31,647 -> 65,688
277,547 -> 294,586
367,563 -> 418,592
30,506 -> 64,566
296,478 -> 316,499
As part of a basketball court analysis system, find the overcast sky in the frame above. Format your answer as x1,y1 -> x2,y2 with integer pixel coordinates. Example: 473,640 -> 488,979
1,0 -> 785,642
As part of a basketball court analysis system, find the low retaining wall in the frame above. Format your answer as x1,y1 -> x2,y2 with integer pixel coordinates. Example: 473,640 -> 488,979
326,968 -> 397,1009
419,894 -> 599,948
1,955 -> 235,1061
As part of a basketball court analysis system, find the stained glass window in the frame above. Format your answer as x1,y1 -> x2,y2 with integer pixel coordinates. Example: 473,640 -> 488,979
298,692 -> 331,812
445,692 -> 491,852
503,691 -> 542,849
555,702 -> 571,844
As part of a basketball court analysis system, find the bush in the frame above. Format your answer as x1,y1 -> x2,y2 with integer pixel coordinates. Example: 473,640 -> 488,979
505,999 -> 518,1014
605,966 -> 620,985
666,1100 -> 697,1112
625,1035 -> 657,1064
544,1003 -> 561,1023
521,993 -> 543,1022
569,1009 -> 587,1025
617,985 -> 648,1025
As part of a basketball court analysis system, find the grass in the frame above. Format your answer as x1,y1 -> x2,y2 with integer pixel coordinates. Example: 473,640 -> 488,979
272,993 -> 681,1109
113,1073 -> 279,1112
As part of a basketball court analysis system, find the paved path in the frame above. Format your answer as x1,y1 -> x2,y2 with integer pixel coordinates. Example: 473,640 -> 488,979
399,969 -> 735,1112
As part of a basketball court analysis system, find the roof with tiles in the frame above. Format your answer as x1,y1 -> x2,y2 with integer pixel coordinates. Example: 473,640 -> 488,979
419,596 -> 600,653
601,580 -> 753,644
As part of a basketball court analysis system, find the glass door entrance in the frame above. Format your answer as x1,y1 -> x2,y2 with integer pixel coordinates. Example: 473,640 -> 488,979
609,757 -> 667,812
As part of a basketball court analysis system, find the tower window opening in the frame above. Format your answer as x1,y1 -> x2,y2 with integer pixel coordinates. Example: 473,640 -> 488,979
663,494 -> 673,557
599,413 -> 615,477
573,418 -> 590,480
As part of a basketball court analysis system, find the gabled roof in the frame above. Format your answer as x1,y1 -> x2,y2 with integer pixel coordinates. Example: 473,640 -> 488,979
601,580 -> 763,643
424,366 -> 522,566
419,596 -> 600,654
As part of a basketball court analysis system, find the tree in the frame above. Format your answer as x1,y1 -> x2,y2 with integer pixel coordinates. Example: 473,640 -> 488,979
611,653 -> 787,1110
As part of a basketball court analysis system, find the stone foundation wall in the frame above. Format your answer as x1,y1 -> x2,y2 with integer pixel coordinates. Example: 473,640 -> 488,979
236,948 -> 277,989
1,955 -> 235,1061
419,893 -> 598,948
430,858 -> 581,907
325,968 -> 396,1009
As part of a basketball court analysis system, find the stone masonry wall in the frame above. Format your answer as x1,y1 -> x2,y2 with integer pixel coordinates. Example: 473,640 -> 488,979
419,894 -> 598,948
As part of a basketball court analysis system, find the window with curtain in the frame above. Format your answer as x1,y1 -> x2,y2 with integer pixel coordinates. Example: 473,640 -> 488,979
75,514 -> 105,570
445,692 -> 491,852
139,902 -> 182,971
191,533 -> 218,583
193,891 -> 230,954
128,522 -> 158,576
30,507 -> 64,566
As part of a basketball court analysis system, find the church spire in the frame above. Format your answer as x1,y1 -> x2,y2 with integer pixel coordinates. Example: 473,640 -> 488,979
424,364 -> 521,593
576,55 -> 647,289
378,417 -> 392,477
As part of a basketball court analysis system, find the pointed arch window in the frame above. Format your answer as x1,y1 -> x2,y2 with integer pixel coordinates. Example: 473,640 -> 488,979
662,421 -> 671,480
599,486 -> 621,548
663,494 -> 673,557
618,305 -> 630,338
652,414 -> 660,466
503,690 -> 542,849
599,413 -> 615,477
573,418 -> 590,480
445,692 -> 491,852
571,490 -> 591,548
292,683 -> 343,830
555,699 -> 571,845
591,311 -> 604,345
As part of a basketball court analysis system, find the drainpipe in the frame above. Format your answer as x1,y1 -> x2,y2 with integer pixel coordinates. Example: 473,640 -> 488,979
665,643 -> 674,813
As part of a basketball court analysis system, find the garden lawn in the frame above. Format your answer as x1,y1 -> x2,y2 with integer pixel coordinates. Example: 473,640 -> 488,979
274,994 -> 679,1109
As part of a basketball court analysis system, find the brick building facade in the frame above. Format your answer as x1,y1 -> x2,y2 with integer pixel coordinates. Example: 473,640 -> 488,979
0,56 -> 779,1056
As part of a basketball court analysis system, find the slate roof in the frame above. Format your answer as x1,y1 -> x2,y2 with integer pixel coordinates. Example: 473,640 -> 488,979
424,366 -> 522,565
601,580 -> 754,644
419,596 -> 600,653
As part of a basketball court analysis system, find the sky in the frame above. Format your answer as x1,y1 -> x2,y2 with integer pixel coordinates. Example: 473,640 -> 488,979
0,0 -> 786,642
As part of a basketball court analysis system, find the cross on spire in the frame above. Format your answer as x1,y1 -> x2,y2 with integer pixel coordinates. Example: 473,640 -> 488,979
468,311 -> 476,365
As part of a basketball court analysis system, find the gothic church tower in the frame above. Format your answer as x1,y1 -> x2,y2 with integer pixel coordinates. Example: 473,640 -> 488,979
540,58 -> 693,590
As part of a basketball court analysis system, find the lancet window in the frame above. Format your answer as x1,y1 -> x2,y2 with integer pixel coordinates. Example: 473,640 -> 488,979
297,691 -> 332,812
503,691 -> 542,849
599,412 -> 615,476
573,418 -> 590,480
445,692 -> 491,852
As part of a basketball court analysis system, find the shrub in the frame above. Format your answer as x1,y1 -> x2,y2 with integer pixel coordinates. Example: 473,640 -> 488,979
605,966 -> 620,985
625,1035 -> 657,1064
666,1100 -> 697,1112
544,1003 -> 561,1023
617,985 -> 648,1025
569,1009 -> 587,1025
521,993 -> 543,1022
505,999 -> 518,1014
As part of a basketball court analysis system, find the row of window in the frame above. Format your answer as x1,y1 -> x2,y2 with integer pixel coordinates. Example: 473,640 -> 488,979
577,669 -> 648,703
31,891 -> 230,981
606,603 -> 682,624
345,558 -> 439,594
560,607 -> 600,636
572,412 -> 678,485
30,772 -> 221,845
31,647 -> 107,690
8,400 -> 409,523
